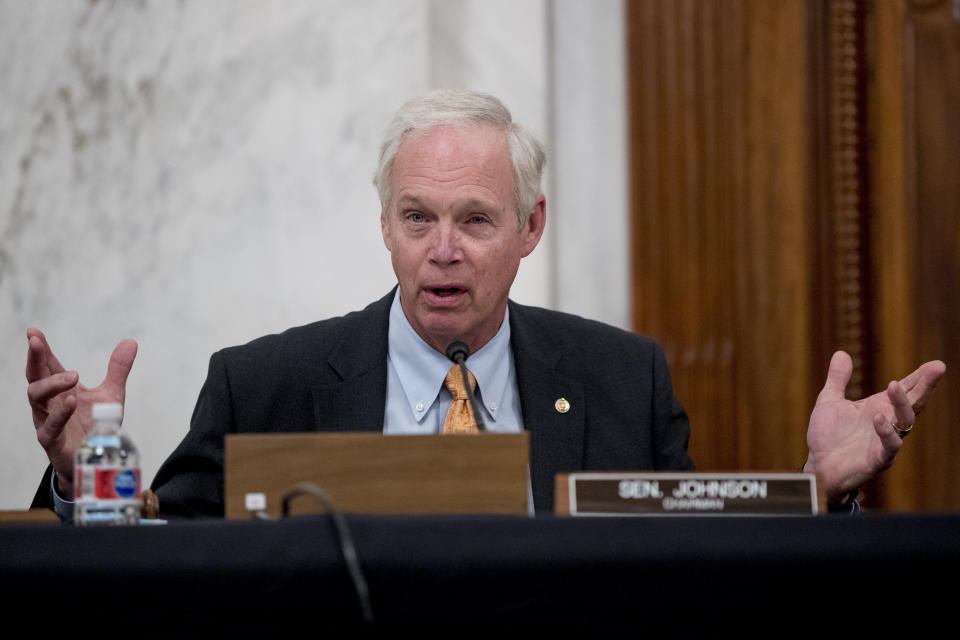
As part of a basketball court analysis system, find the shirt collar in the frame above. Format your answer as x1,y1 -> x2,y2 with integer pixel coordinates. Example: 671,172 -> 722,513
387,290 -> 512,423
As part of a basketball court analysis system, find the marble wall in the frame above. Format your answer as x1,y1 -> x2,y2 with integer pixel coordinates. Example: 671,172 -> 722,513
0,0 -> 628,509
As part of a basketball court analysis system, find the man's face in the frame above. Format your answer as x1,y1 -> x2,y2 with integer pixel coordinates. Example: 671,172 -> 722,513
381,124 -> 545,354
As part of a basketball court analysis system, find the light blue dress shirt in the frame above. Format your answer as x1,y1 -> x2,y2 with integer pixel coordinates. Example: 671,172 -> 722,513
383,290 -> 524,435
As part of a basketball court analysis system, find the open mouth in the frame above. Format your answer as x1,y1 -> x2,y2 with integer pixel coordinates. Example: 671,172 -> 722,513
431,287 -> 464,297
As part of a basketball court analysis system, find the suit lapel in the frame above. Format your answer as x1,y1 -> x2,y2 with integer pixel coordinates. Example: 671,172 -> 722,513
310,291 -> 393,433
509,302 -> 585,512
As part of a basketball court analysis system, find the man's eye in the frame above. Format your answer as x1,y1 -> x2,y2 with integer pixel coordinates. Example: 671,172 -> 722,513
407,212 -> 425,223
469,215 -> 488,224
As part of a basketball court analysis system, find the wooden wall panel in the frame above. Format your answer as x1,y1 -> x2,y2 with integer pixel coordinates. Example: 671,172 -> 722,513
872,0 -> 960,511
628,0 -> 816,474
627,0 -> 959,510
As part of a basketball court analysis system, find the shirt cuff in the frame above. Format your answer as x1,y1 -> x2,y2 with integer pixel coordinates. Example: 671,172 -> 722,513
50,472 -> 74,523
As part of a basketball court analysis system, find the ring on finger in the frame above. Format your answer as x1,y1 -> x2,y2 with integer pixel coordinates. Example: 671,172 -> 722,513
892,421 -> 913,439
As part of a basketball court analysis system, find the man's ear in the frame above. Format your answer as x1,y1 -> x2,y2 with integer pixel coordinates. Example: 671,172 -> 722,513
520,194 -> 547,258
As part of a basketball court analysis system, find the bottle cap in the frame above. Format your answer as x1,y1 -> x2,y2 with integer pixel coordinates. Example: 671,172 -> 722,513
92,403 -> 123,420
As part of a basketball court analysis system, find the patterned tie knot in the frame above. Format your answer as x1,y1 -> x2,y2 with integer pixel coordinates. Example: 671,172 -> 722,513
444,365 -> 476,400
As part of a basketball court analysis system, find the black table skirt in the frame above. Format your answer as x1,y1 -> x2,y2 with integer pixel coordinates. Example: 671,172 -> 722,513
3,513 -> 958,634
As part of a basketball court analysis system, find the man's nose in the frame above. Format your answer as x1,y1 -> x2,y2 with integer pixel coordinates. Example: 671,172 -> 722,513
428,222 -> 463,264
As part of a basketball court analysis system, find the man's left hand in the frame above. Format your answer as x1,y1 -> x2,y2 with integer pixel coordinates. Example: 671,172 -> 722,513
804,351 -> 945,504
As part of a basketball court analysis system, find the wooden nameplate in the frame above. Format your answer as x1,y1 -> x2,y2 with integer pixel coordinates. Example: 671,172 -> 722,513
225,432 -> 529,519
556,472 -> 825,516
0,509 -> 60,525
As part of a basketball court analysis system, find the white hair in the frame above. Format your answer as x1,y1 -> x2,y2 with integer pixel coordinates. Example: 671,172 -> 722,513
373,89 -> 545,229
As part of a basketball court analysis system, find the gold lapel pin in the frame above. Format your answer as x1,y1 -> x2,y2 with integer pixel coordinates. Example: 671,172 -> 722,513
555,397 -> 570,414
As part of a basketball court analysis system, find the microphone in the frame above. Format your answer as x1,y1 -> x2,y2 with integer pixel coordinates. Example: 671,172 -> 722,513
445,340 -> 469,365
444,340 -> 486,432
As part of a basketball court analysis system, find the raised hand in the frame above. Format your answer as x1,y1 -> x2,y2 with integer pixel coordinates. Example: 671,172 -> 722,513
25,328 -> 138,497
804,350 -> 945,503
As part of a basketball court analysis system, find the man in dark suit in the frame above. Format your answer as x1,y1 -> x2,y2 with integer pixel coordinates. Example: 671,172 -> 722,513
27,90 -> 944,518
143,290 -> 692,516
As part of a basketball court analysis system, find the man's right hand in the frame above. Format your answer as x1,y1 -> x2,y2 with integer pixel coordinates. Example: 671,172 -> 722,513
25,328 -> 138,498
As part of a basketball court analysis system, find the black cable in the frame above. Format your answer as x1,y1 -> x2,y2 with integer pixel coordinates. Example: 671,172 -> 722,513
281,482 -> 374,626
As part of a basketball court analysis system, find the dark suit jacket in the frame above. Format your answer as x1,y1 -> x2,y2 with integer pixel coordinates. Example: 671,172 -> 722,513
34,290 -> 693,516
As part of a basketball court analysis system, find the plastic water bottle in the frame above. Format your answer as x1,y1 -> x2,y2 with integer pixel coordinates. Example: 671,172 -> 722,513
74,402 -> 141,525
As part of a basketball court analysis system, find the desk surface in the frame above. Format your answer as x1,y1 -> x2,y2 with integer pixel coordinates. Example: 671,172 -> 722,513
3,513 -> 958,633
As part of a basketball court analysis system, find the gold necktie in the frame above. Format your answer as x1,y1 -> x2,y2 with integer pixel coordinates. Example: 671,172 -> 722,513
442,365 -> 478,434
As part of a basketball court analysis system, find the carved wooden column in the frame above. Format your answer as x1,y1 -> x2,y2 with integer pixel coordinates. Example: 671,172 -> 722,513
827,0 -> 872,399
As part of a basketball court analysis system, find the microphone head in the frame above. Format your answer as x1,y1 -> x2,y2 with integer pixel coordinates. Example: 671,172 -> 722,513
445,340 -> 469,364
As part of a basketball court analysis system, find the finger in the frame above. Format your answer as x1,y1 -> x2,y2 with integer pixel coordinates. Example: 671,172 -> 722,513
26,331 -> 65,382
898,359 -> 946,390
26,331 -> 67,381
25,335 -> 50,382
26,328 -> 66,375
872,412 -> 902,463
35,394 -> 77,450
101,339 -> 138,394
26,370 -> 79,409
887,380 -> 916,428
900,360 -> 946,414
818,351 -> 853,402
